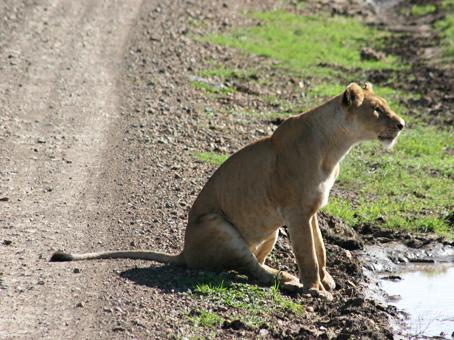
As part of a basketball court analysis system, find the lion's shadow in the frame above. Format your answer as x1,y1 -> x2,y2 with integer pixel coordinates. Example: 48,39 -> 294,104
120,265 -> 251,293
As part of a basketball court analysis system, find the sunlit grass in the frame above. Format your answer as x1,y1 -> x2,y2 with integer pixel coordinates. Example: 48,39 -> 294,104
192,80 -> 236,95
194,151 -> 228,166
192,277 -> 303,328
411,4 -> 437,16
206,11 -> 402,78
436,0 -> 454,59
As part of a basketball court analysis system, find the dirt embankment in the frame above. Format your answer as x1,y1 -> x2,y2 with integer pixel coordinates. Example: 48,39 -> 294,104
1,0 -> 452,339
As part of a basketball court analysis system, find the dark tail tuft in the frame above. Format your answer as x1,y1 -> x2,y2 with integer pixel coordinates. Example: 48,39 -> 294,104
50,251 -> 73,262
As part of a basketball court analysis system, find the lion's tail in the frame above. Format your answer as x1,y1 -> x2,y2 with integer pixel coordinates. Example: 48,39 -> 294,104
49,249 -> 186,266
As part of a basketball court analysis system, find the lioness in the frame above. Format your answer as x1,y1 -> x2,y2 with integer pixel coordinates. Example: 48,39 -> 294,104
51,82 -> 404,300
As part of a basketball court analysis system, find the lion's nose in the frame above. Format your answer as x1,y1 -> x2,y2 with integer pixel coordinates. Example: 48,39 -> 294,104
397,121 -> 405,130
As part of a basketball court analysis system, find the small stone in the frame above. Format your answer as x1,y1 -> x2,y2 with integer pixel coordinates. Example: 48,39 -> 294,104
343,249 -> 352,259
306,306 -> 314,312
112,326 -> 125,332
381,275 -> 402,281
37,138 -> 47,144
0,197 -> 9,202
73,268 -> 81,274
76,302 -> 84,308
133,319 -> 145,328
259,329 -> 269,337
3,240 -> 12,246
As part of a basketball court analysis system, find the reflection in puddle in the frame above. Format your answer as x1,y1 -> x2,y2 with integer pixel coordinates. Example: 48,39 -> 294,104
381,263 -> 454,338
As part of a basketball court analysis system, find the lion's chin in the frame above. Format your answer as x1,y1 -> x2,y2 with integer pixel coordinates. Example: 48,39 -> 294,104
378,136 -> 398,150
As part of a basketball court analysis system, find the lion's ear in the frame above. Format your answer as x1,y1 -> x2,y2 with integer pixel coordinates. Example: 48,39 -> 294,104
363,82 -> 374,93
343,83 -> 364,108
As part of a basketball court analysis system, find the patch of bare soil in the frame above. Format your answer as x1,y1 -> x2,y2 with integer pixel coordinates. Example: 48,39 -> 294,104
371,0 -> 454,127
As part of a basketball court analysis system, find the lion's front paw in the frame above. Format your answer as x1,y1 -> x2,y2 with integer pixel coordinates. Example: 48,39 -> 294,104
307,287 -> 333,301
280,280 -> 305,294
321,270 -> 336,291
278,271 -> 299,283
300,277 -> 334,301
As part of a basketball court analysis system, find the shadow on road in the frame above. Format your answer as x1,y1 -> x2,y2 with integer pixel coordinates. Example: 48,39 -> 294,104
120,265 -> 250,293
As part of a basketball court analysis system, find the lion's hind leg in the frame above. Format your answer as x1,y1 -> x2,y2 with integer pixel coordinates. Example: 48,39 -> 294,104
184,214 -> 294,289
255,230 -> 300,286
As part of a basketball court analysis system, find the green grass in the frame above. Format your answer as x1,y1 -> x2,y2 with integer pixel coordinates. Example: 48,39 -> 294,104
192,80 -> 236,95
189,309 -> 224,328
324,127 -> 454,235
269,283 -> 305,314
199,66 -> 257,81
192,278 -> 303,328
194,151 -> 228,166
436,0 -> 454,59
411,4 -> 437,16
206,11 -> 401,78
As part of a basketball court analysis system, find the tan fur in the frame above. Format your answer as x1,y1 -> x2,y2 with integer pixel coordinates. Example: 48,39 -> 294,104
51,82 -> 404,300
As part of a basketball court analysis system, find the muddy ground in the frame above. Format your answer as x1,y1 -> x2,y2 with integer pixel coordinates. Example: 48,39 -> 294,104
0,0 -> 452,339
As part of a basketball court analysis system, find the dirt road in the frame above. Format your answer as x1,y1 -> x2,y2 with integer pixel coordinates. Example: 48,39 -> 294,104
0,1 -> 142,338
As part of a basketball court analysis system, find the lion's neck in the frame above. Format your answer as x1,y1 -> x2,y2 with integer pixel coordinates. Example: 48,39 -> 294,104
305,96 -> 358,173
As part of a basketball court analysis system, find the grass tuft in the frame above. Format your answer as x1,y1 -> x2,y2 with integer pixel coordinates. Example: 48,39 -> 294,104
192,80 -> 236,95
411,4 -> 437,16
191,275 -> 303,329
194,151 -> 228,166
189,310 -> 224,328
436,0 -> 454,59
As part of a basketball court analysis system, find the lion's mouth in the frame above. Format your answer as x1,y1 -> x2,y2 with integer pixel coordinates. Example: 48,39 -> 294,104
378,135 -> 395,142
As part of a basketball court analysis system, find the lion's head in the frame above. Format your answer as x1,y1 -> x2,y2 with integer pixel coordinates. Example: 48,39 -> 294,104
342,82 -> 405,149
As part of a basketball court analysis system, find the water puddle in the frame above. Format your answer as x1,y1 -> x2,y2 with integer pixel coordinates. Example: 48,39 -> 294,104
380,263 -> 454,338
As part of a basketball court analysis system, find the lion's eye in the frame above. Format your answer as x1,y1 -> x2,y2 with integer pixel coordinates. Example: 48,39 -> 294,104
375,107 -> 383,114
